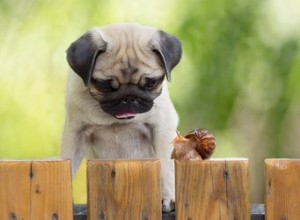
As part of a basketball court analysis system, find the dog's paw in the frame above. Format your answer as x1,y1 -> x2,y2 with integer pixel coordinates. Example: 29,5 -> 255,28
162,199 -> 175,212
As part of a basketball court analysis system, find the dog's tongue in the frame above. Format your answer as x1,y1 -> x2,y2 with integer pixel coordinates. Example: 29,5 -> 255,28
114,113 -> 137,119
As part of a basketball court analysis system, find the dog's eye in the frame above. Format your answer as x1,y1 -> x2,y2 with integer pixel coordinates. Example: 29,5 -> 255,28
91,79 -> 116,93
143,76 -> 164,91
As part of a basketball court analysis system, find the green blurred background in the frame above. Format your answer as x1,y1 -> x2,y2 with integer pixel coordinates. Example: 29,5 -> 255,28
1,0 -> 300,204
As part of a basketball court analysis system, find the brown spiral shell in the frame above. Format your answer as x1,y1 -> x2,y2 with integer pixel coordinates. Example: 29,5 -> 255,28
171,129 -> 216,161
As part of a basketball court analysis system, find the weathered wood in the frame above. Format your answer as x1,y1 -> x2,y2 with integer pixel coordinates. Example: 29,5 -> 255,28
87,159 -> 161,220
30,160 -> 73,219
175,158 -> 250,220
0,161 -> 31,220
265,159 -> 300,220
0,160 -> 73,220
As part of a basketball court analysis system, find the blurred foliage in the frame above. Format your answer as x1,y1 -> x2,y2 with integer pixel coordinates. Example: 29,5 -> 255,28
1,0 -> 300,203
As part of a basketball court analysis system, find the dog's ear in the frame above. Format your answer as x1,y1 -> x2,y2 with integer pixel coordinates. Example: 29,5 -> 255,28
150,30 -> 182,82
66,29 -> 107,86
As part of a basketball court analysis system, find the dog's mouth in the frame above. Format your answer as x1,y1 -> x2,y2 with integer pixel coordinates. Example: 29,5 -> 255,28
100,95 -> 153,120
114,112 -> 137,119
90,84 -> 162,120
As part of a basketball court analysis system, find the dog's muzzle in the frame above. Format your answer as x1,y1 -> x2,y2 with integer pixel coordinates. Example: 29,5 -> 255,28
101,95 -> 153,119
92,85 -> 161,119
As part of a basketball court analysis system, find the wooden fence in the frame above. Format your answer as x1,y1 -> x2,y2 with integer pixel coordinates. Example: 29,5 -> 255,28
0,158 -> 299,219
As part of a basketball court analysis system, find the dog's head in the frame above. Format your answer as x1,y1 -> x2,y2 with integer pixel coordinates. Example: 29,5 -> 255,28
66,23 -> 182,119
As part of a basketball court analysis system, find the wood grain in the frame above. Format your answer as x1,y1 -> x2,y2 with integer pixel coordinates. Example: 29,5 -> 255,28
0,161 -> 31,220
87,159 -> 161,220
175,159 -> 250,220
30,160 -> 73,219
0,160 -> 73,220
265,159 -> 300,220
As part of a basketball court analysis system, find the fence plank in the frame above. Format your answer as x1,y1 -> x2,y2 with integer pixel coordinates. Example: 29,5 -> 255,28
0,160 -> 73,220
0,161 -> 31,220
87,159 -> 161,220
175,159 -> 250,220
30,160 -> 73,219
265,159 -> 300,220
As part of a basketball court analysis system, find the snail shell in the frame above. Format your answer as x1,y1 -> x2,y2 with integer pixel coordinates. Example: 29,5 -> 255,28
171,129 -> 216,161
185,129 -> 216,159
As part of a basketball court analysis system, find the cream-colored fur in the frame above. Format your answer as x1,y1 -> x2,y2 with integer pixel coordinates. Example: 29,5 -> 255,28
61,23 -> 181,212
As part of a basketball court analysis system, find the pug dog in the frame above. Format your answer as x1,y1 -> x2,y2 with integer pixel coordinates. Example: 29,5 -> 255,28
61,23 -> 182,212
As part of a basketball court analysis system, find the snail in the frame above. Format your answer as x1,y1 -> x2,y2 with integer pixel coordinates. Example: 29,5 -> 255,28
171,129 -> 216,161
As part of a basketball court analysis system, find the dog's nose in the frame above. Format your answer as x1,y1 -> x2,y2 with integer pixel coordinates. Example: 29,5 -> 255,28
121,97 -> 138,105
